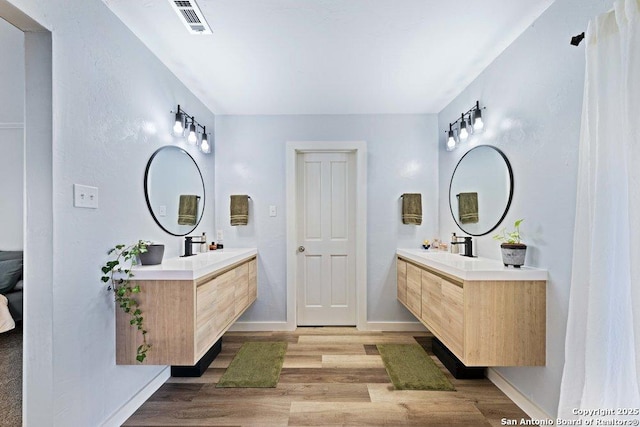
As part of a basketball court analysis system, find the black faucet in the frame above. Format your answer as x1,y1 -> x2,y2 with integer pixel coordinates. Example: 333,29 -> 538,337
451,236 -> 474,257
182,235 -> 205,257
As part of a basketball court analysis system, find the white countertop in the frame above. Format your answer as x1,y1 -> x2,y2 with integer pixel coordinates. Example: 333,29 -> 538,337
131,248 -> 257,280
397,248 -> 548,281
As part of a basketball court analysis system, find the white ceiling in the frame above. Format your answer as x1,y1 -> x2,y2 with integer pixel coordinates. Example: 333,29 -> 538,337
103,0 -> 555,115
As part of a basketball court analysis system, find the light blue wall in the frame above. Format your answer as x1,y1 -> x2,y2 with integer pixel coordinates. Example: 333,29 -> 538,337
215,114 -> 439,323
3,0 -> 216,425
0,17 -> 24,250
438,0 -> 616,417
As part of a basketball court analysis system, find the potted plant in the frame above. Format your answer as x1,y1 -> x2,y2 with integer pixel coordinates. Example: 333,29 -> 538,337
100,240 -> 151,362
493,219 -> 527,268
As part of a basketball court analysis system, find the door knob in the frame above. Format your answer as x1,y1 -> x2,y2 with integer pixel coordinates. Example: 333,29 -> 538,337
298,246 -> 305,253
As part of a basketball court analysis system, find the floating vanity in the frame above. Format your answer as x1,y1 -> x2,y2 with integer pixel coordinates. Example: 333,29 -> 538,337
397,249 -> 547,371
116,248 -> 257,372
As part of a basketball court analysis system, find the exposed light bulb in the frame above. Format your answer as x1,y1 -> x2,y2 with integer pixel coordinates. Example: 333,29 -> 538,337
201,137 -> 211,154
473,114 -> 484,130
446,130 -> 456,151
459,121 -> 469,140
473,102 -> 484,131
188,120 -> 197,144
200,127 -> 211,153
173,112 -> 183,135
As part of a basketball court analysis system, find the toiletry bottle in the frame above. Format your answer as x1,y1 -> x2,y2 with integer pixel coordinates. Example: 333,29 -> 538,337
209,242 -> 217,251
450,232 -> 459,254
201,232 -> 208,252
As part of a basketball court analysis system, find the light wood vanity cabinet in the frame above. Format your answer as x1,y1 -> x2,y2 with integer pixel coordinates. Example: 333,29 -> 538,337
116,256 -> 257,365
397,256 -> 545,366
421,269 -> 464,358
397,258 -> 407,305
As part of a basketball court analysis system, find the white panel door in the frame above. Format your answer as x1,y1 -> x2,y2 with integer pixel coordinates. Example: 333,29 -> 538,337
296,151 -> 356,325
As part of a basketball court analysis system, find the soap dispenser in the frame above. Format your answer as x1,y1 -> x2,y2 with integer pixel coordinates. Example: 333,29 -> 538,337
450,232 -> 459,254
201,232 -> 208,252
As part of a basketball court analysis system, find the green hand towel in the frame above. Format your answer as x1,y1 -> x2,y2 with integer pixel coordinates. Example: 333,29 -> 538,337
458,192 -> 479,224
402,193 -> 422,225
230,195 -> 249,226
177,194 -> 199,226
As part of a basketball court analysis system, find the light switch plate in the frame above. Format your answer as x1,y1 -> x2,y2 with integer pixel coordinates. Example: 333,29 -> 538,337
217,230 -> 224,241
158,205 -> 167,217
269,205 -> 277,217
73,184 -> 98,209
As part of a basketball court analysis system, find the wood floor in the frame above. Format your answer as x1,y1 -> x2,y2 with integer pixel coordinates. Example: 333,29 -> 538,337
123,328 -> 528,426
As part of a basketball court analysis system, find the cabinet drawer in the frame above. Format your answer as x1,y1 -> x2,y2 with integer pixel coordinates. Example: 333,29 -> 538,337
406,263 -> 422,316
439,279 -> 464,357
195,268 -> 236,356
248,258 -> 257,301
215,269 -> 237,332
397,258 -> 407,305
195,276 -> 218,356
420,270 -> 442,335
421,270 -> 464,358
234,262 -> 250,316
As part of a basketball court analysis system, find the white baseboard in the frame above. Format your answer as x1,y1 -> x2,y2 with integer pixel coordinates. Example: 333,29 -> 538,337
102,367 -> 170,427
229,321 -> 426,332
486,368 -> 552,421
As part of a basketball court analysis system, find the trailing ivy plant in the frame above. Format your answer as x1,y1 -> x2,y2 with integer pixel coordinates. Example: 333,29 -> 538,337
101,240 -> 151,363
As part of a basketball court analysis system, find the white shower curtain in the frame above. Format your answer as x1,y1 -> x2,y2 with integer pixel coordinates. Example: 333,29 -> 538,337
559,0 -> 640,419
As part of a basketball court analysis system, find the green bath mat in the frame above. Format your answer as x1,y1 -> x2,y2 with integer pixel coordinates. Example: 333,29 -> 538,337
216,342 -> 287,388
377,344 -> 455,391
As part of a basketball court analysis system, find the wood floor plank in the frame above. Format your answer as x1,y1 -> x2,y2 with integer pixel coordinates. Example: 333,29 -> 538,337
166,368 -> 226,384
278,368 -> 391,384
298,335 -> 417,345
321,354 -> 385,368
147,383 -> 204,402
364,344 -> 380,355
288,327 -> 384,336
210,355 -> 234,368
286,343 -> 367,356
193,383 -> 371,403
221,334 -> 299,343
288,401 -> 491,426
122,401 -> 290,426
367,384 -> 466,403
476,402 -> 529,427
282,355 -> 323,368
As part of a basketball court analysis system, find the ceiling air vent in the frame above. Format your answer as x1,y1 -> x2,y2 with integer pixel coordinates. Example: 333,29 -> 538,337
168,0 -> 212,35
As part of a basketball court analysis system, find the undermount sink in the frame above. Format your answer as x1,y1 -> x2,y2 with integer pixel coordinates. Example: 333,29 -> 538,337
397,248 -> 547,281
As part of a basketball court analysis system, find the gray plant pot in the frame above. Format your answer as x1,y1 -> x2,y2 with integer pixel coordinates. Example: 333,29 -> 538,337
139,244 -> 165,266
500,243 -> 527,268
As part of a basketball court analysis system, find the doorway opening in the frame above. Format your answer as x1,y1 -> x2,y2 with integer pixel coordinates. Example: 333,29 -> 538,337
0,2 -> 53,425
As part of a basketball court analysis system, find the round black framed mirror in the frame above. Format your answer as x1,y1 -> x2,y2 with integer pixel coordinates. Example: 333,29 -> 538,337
448,145 -> 513,236
144,146 -> 205,236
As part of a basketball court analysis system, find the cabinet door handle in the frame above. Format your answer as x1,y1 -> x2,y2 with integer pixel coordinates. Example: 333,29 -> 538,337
298,246 -> 305,253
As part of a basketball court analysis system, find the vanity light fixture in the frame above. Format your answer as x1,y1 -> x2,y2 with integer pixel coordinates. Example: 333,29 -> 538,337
473,101 -> 484,130
459,113 -> 469,140
170,105 -> 212,154
445,100 -> 486,150
446,124 -> 456,151
200,127 -> 211,154
173,105 -> 185,135
187,117 -> 197,144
